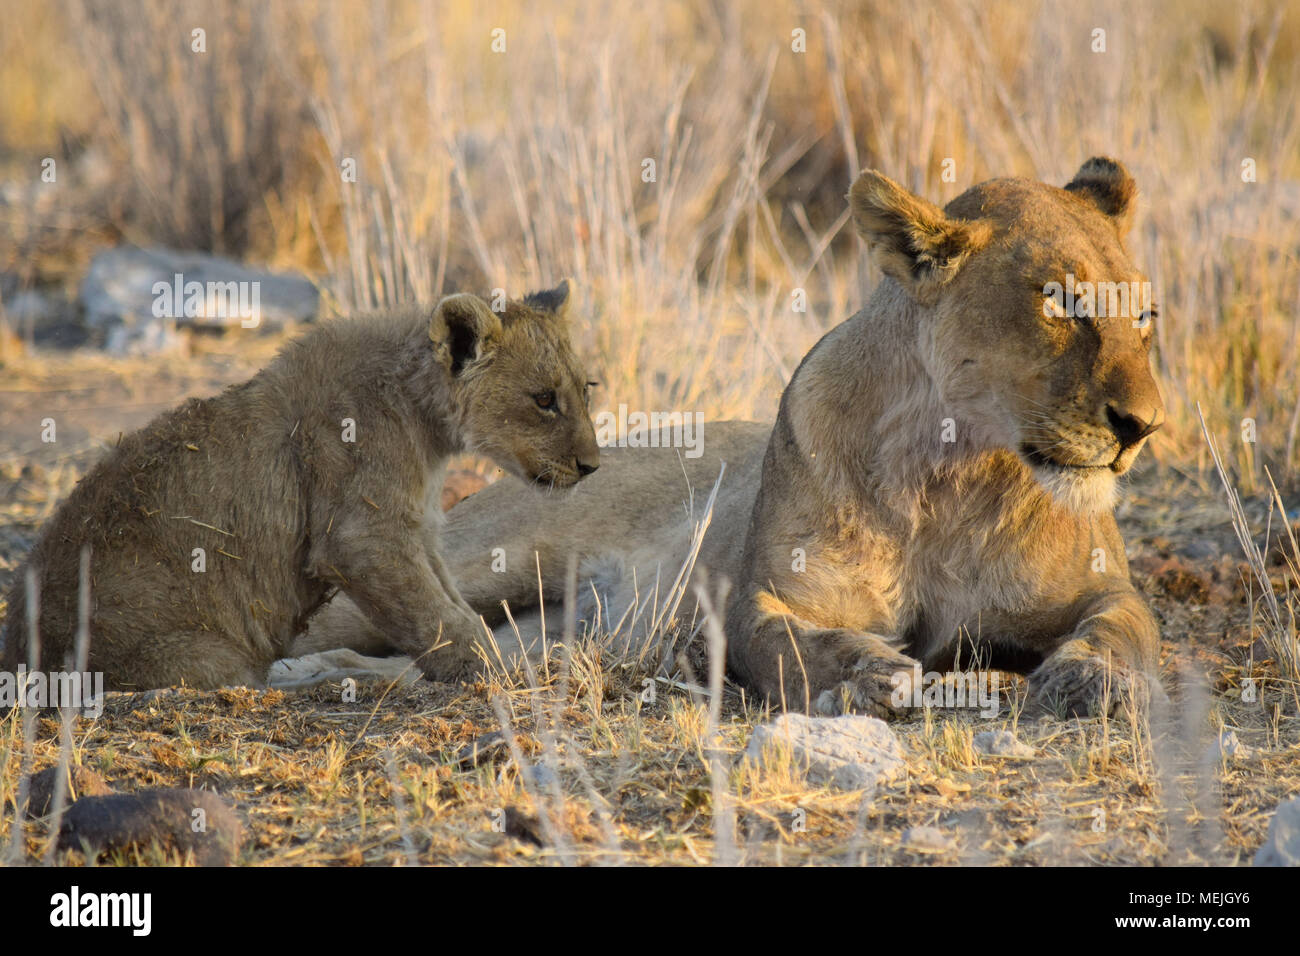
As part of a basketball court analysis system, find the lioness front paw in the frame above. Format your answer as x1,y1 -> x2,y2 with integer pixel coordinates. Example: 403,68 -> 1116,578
812,633 -> 920,718
1027,640 -> 1157,718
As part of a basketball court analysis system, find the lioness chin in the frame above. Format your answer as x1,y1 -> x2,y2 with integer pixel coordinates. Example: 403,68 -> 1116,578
305,158 -> 1165,720
1,281 -> 599,691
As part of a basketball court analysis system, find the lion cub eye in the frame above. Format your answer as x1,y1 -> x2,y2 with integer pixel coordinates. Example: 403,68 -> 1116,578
534,390 -> 557,411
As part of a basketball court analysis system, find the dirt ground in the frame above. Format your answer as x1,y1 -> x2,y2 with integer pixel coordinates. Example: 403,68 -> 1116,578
1,344 -> 1297,866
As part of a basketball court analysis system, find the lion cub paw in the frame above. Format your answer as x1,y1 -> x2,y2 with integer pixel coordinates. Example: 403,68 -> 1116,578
413,615 -> 487,682
1027,640 -> 1157,719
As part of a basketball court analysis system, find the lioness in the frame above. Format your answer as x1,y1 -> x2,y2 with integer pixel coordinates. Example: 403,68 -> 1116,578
305,158 -> 1164,719
1,281 -> 599,690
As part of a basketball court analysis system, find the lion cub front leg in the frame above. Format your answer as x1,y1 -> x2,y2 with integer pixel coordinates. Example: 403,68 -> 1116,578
311,520 -> 484,680
1027,589 -> 1161,718
728,586 -> 920,717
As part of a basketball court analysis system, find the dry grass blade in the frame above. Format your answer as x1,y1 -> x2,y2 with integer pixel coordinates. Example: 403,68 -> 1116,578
693,576 -> 737,866
39,545 -> 92,864
4,569 -> 41,866
490,694 -> 575,865
383,750 -> 418,866
1197,403 -> 1300,692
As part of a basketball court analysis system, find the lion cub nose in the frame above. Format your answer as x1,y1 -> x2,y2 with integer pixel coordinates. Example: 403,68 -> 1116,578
1106,402 -> 1164,447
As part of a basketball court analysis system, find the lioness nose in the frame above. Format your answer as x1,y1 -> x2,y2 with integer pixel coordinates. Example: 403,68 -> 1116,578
1106,402 -> 1164,447
577,459 -> 599,478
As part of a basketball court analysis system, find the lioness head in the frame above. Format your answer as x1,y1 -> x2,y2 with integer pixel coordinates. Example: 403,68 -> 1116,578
429,279 -> 600,488
850,157 -> 1163,512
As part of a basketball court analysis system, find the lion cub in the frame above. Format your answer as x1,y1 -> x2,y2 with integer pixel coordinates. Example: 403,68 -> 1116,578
1,281 -> 599,690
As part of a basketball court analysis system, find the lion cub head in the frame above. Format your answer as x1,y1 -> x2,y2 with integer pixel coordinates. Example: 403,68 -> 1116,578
850,157 -> 1163,513
429,279 -> 600,488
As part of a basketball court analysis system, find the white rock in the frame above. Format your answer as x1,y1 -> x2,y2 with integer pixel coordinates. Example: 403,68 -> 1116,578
745,713 -> 906,791
1254,797 -> 1300,867
1205,729 -> 1252,762
973,729 -> 1036,759
901,825 -> 954,851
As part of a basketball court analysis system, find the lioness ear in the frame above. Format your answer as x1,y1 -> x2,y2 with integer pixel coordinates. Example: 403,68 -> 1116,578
522,278 -> 572,319
429,293 -> 502,376
1065,156 -> 1137,237
849,170 -> 991,304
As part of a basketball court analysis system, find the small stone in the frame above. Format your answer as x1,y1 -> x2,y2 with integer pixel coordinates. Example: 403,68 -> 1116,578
453,732 -> 508,769
1254,797 -> 1300,867
1205,729 -> 1252,763
526,763 -> 559,789
25,765 -> 114,817
58,789 -> 242,866
746,713 -> 906,792
901,825 -> 954,852
973,729 -> 1036,759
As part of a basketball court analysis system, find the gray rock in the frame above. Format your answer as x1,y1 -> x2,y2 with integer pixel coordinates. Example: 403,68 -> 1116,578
0,289 -> 88,348
526,763 -> 560,789
2,289 -> 55,323
1254,797 -> 1300,867
973,729 -> 1036,759
58,788 -> 242,866
80,246 -> 318,354
901,825 -> 954,852
746,713 -> 906,791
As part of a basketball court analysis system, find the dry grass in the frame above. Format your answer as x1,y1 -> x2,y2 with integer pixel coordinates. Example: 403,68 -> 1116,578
2,0 -> 1300,865
2,626 -> 1294,866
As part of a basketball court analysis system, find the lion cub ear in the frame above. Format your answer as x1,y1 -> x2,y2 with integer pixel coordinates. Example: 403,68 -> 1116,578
522,278 -> 573,319
1064,156 -> 1137,238
849,170 -> 991,305
429,293 -> 502,376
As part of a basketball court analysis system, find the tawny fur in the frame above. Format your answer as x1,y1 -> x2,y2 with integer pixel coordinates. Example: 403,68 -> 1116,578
1,282 -> 598,690
305,159 -> 1165,719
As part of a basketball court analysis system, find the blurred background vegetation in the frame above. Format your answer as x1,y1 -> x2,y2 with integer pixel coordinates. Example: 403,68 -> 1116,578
1,0 -> 1298,484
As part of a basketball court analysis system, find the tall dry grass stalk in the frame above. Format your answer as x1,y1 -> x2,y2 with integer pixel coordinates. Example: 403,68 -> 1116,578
1199,404 -> 1300,703
2,0 -> 1297,470
3,569 -> 41,865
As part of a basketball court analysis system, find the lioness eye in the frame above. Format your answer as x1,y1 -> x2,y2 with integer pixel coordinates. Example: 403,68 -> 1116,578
534,390 -> 556,410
